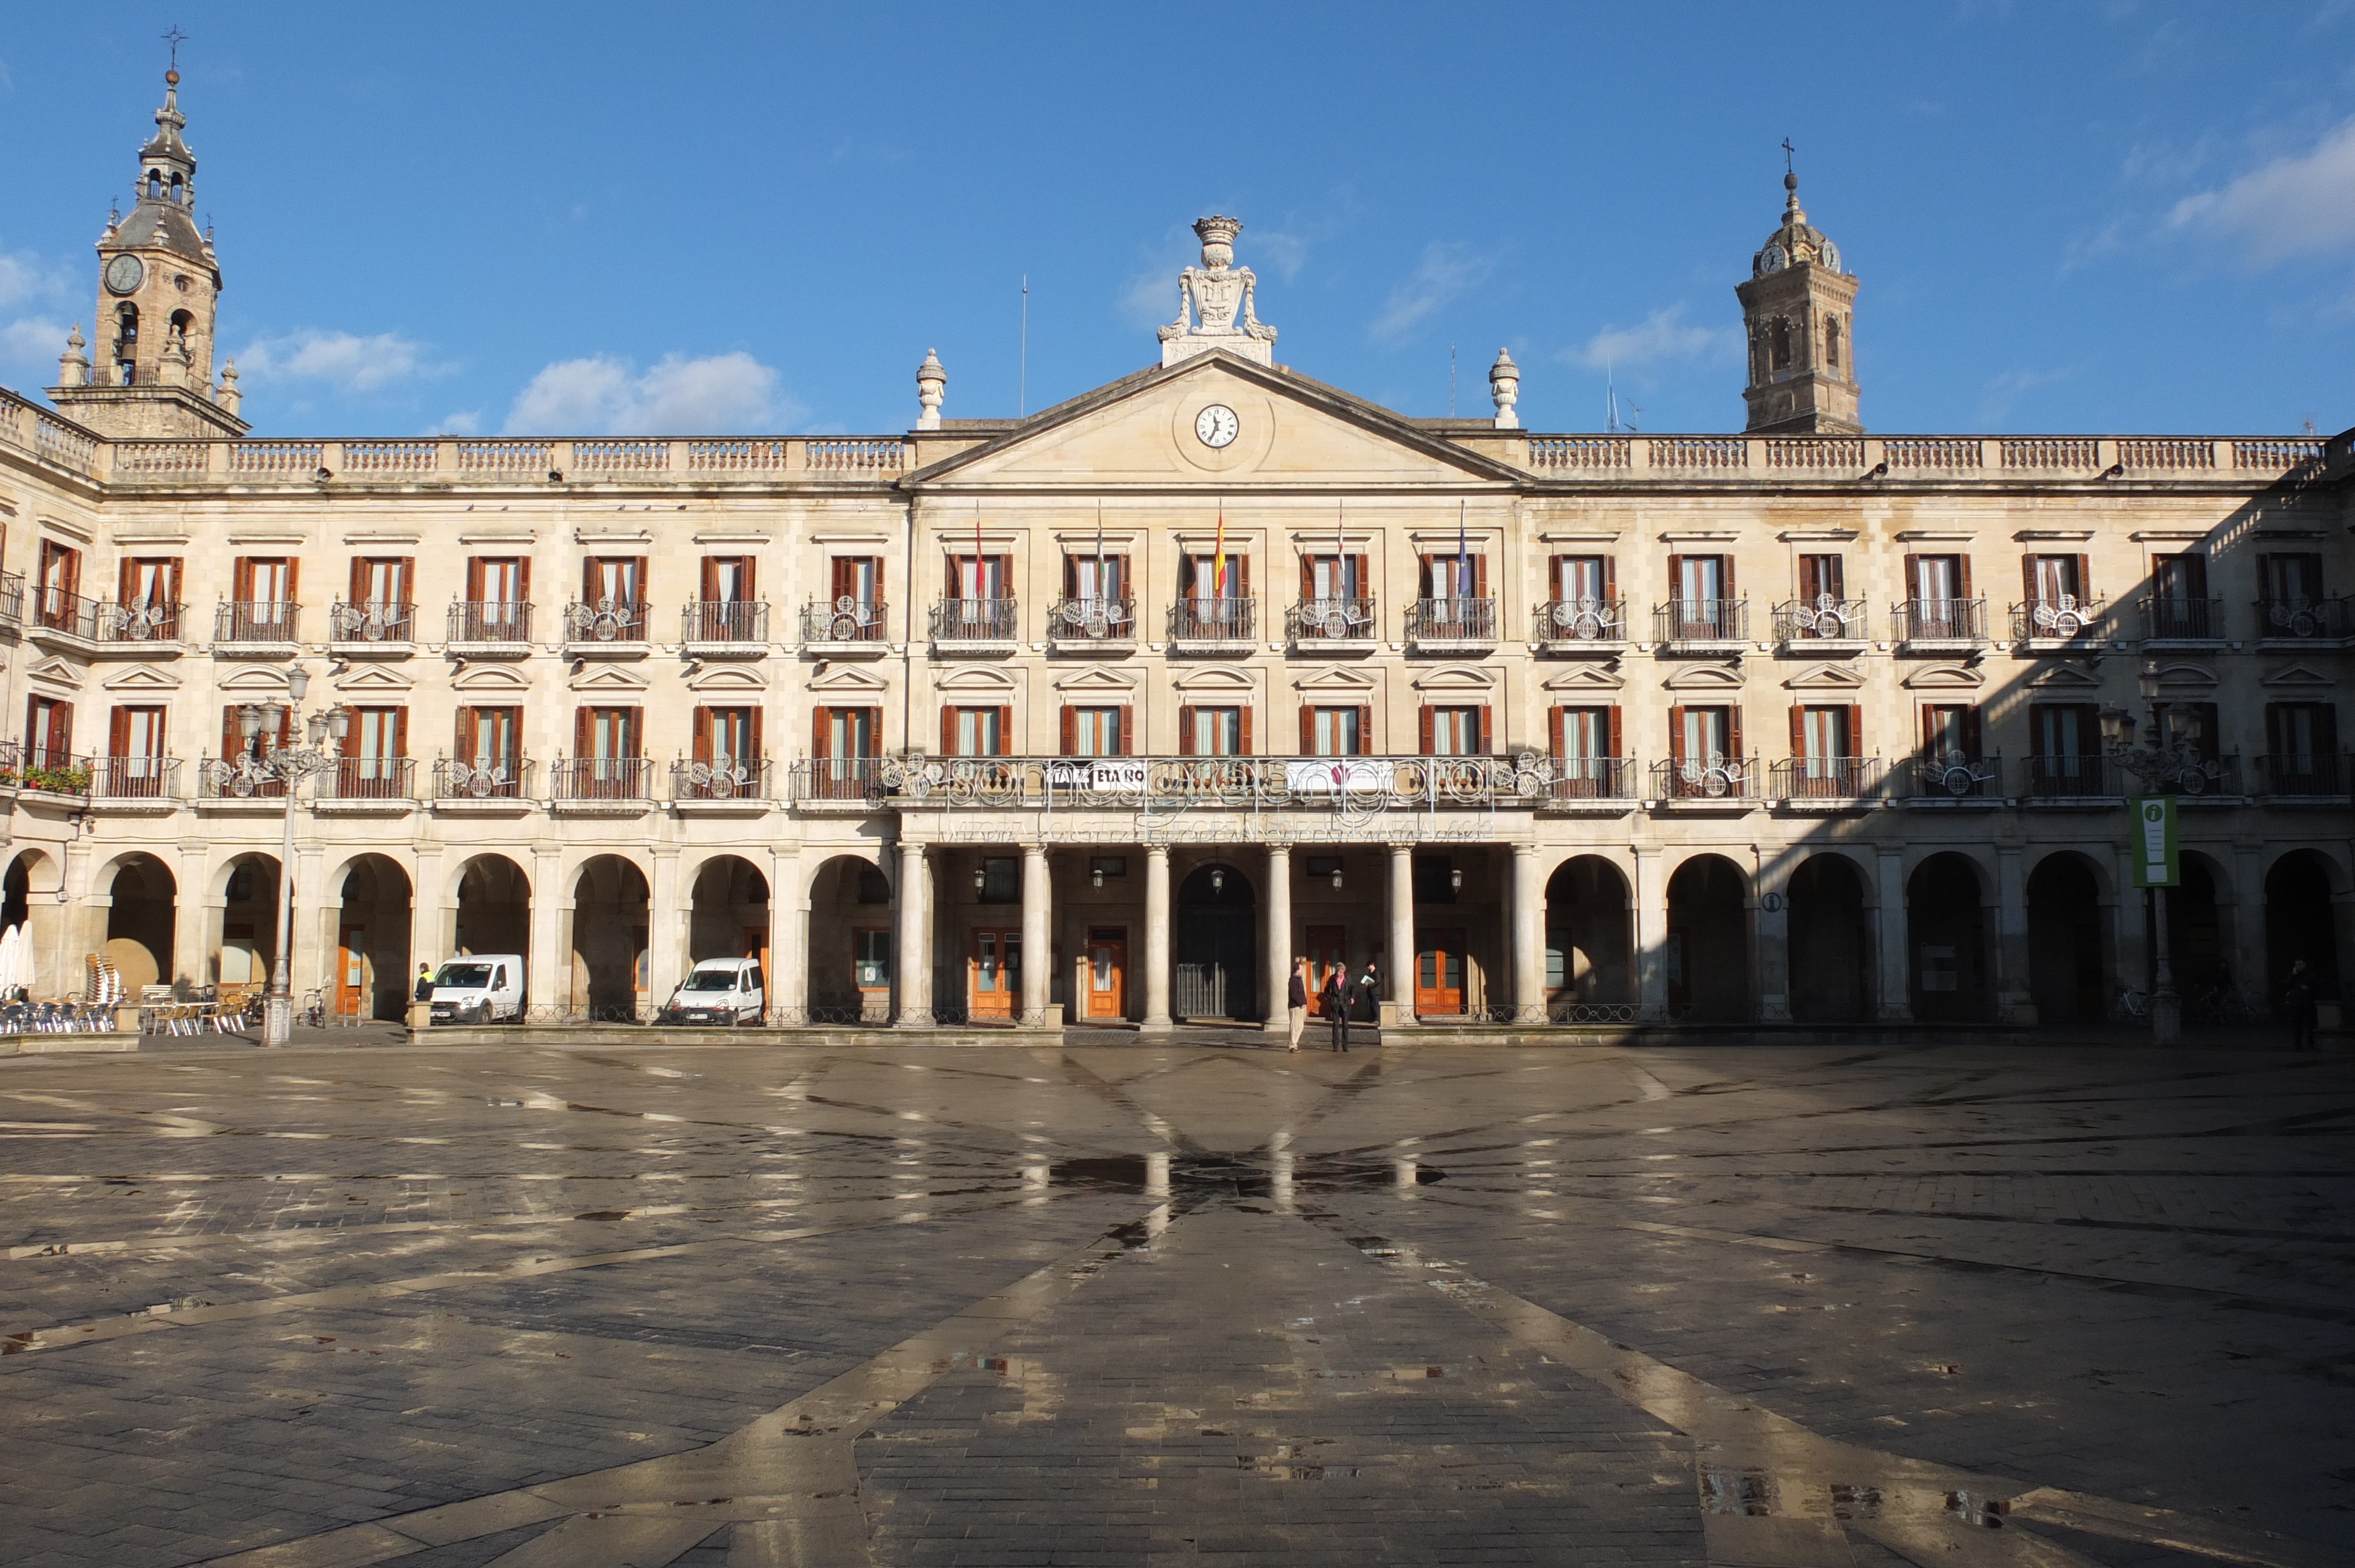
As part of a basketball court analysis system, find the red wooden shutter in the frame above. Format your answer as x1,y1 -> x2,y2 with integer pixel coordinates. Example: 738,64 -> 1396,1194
394,707 -> 409,759
516,557 -> 531,602
1602,556 -> 1617,603
1668,706 -> 1686,763
466,557 -> 484,599
1548,556 -> 1567,601
1238,556 -> 1251,597
749,707 -> 764,758
944,553 -> 958,596
1962,706 -> 1982,758
1357,705 -> 1372,756
1419,553 -> 1436,598
1062,554 -> 1077,597
583,557 -> 599,600
739,557 -> 755,600
349,557 -> 367,603
1115,708 -> 1132,756
812,706 -> 830,759
221,703 -> 238,760
1177,706 -> 1195,756
1720,555 -> 1735,602
286,559 -> 300,604
1902,553 -> 1922,601
1474,556 -> 1488,599
1299,555 -> 1314,599
1239,705 -> 1252,755
1549,706 -> 1565,757
830,558 -> 850,599
234,557 -> 253,601
109,706 -> 129,755
1847,704 -> 1864,756
398,557 -> 415,604
1666,554 -> 1684,602
1418,705 -> 1435,756
1060,706 -> 1076,756
1481,703 -> 1496,755
573,707 -> 593,757
455,706 -> 473,759
1299,705 -> 1313,755
1729,706 -> 1744,760
693,707 -> 713,762
940,706 -> 956,756
996,555 -> 1013,598
701,558 -> 718,600
2022,554 -> 2039,604
1352,554 -> 1369,600
1799,557 -> 1819,602
996,705 -> 1013,756
1606,706 -> 1623,758
1958,556 -> 1973,598
1789,705 -> 1806,758
2075,554 -> 2092,600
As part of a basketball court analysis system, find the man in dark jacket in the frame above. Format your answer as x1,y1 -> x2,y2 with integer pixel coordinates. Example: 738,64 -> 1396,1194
1356,959 -> 1381,1032
413,964 -> 436,1003
1321,968 -> 1348,1052
2286,960 -> 2318,1052
1286,958 -> 1308,1054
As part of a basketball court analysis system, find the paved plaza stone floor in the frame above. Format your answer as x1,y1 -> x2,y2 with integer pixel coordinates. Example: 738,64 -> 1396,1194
0,1037 -> 2348,1567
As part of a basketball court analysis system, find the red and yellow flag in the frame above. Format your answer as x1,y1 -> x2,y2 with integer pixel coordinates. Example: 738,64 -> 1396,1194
1213,503 -> 1228,598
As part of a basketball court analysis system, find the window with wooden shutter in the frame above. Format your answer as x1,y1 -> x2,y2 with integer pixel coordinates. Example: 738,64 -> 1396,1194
1116,707 -> 1132,756
1299,704 -> 1313,755
1788,704 -> 1806,759
1847,703 -> 1864,756
1357,705 -> 1372,757
1480,703 -> 1494,755
940,706 -> 956,756
1667,705 -> 1687,763
1606,707 -> 1622,758
1666,553 -> 1684,607
1239,705 -> 1253,755
1729,705 -> 1744,760
1177,706 -> 1196,756
1418,705 -> 1435,756
997,705 -> 1014,756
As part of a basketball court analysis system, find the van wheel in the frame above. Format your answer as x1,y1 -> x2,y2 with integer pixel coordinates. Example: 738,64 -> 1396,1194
472,1002 -> 492,1026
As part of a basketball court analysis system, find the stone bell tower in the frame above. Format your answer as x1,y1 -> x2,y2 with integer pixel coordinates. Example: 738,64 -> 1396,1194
49,65 -> 249,440
1734,161 -> 1860,435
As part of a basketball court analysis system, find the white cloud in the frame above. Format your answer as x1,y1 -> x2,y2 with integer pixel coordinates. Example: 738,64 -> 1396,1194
1978,365 -> 2079,423
237,330 -> 444,393
429,410 -> 482,437
2170,115 -> 2355,265
503,351 -> 797,435
1371,242 -> 1494,343
1565,304 -> 1732,371
0,316 -> 67,373
1255,231 -> 1309,283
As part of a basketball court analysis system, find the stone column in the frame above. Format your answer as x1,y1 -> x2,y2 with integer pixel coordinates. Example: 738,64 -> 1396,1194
2227,843 -> 2266,1011
1511,844 -> 1544,1024
528,852 -> 565,1020
896,841 -> 932,1026
647,849 -> 684,1018
1754,853 -> 1790,1024
1633,848 -> 1668,1021
1263,844 -> 1292,1031
2107,845 -> 2146,1018
1386,843 -> 1415,1025
194,899 -> 227,995
770,846 -> 806,1022
1142,845 -> 1172,1031
1021,844 -> 1052,1024
1995,846 -> 2035,1025
291,845 -> 331,1006
1876,848 -> 1912,1022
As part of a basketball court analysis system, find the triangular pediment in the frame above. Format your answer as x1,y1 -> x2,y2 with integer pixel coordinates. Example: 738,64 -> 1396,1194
1410,665 -> 1496,692
1783,663 -> 1865,691
100,663 -> 181,693
25,656 -> 81,690
1293,666 -> 1376,693
568,664 -> 649,692
1663,663 -> 1745,690
331,664 -> 414,693
2024,660 -> 2102,689
688,663 -> 768,691
1541,665 -> 1626,692
452,662 -> 532,692
2259,661 -> 2333,689
808,664 -> 888,693
1900,663 -> 1984,690
906,353 -> 1523,493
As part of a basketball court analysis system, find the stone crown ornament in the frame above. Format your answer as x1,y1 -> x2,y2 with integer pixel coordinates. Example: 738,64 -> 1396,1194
1160,214 -> 1278,366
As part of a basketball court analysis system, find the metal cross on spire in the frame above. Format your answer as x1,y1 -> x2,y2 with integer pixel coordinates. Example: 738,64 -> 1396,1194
1782,137 -> 1796,175
162,25 -> 188,69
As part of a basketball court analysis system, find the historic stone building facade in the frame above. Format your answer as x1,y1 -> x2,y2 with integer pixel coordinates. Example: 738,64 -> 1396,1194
0,77 -> 2347,1037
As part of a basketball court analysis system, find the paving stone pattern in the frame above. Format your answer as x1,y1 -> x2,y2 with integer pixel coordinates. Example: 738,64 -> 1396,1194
0,1038 -> 2346,1566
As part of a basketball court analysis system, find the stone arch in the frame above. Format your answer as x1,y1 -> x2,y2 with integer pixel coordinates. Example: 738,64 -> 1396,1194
331,853 -> 414,1022
1543,853 -> 1631,1008
2,849 -> 64,999
450,853 -> 530,961
1666,851 -> 1749,1021
1788,852 -> 1870,1022
806,852 -> 893,1021
2026,843 -> 2117,903
689,853 -> 771,968
211,851 -> 282,999
2265,849 -> 2342,1010
1175,860 -> 1257,1021
2151,849 -> 2230,1003
2027,850 -> 2110,1025
569,855 -> 651,1021
1908,851 -> 1991,1022
102,852 -> 178,996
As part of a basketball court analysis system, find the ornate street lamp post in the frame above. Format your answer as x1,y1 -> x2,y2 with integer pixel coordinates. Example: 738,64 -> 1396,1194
2101,663 -> 2215,1048
226,667 -> 349,1047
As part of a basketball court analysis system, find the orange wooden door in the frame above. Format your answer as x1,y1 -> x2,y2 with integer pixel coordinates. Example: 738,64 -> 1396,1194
337,924 -> 367,1018
1415,928 -> 1465,1016
1086,928 -> 1126,1019
969,928 -> 1019,1020
1305,924 -> 1347,1017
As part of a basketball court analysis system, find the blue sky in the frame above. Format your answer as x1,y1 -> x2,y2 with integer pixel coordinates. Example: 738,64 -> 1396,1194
2,2 -> 2351,438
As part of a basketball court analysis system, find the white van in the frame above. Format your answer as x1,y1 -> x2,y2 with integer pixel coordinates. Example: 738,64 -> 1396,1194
428,956 -> 525,1025
660,958 -> 765,1026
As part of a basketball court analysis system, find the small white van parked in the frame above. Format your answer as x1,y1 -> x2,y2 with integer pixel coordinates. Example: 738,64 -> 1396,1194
428,956 -> 525,1025
659,958 -> 765,1026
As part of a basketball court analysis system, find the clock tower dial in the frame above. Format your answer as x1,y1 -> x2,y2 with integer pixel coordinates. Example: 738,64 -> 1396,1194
104,254 -> 146,295
1194,404 -> 1240,449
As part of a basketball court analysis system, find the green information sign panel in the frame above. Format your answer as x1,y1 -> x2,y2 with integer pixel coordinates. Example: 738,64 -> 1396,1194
2130,795 -> 2179,888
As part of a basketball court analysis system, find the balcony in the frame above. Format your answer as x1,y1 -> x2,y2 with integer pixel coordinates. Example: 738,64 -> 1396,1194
930,597 -> 1019,653
328,600 -> 415,653
2138,596 -> 2225,647
87,756 -> 181,813
2147,752 -> 2241,800
2009,596 -> 2106,646
214,601 -> 302,655
2256,753 -> 2350,801
790,756 -> 883,808
799,598 -> 890,656
1648,755 -> 1759,806
2022,754 -> 2121,803
563,599 -> 651,657
845,754 -> 1547,811
1900,753 -> 2005,805
1538,756 -> 1636,809
671,756 -> 774,813
197,756 -> 287,806
10,749 -> 89,799
316,757 -> 417,815
1771,599 -> 1868,652
433,756 -> 536,811
1652,599 -> 1749,651
551,756 -> 655,813
1048,596 -> 1137,653
1406,597 -> 1498,653
0,572 -> 21,632
1285,597 -> 1378,652
1532,598 -> 1626,653
27,590 -> 104,653
447,601 -> 534,656
2256,596 -> 2353,646
1771,755 -> 1883,809
85,599 -> 187,655
1891,598 -> 1988,650
682,600 -> 769,656
1168,596 -> 1256,653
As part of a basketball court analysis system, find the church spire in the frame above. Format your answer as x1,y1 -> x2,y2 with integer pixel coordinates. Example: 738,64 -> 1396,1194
1733,148 -> 1862,435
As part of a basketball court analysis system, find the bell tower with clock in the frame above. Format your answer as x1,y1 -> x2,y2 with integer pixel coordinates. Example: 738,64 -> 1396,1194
49,65 -> 248,440
1734,160 -> 1861,436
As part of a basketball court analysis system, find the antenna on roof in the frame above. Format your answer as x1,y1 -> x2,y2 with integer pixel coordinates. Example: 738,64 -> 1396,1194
1625,400 -> 1642,434
1449,343 -> 1458,417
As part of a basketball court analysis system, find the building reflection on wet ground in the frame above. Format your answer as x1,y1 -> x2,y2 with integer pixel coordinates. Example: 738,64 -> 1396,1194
0,1039 -> 2347,1566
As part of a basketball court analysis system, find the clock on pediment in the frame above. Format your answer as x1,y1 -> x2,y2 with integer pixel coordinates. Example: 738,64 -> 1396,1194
1195,404 -> 1239,449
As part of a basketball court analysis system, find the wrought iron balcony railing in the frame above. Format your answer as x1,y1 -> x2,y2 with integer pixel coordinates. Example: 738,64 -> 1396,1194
448,601 -> 533,644
682,600 -> 768,644
2022,753 -> 2120,798
11,752 -> 91,793
1047,596 -> 1136,641
1407,597 -> 1497,643
1771,598 -> 1868,643
671,755 -> 772,802
930,597 -> 1019,642
828,753 -> 1560,809
1771,755 -> 1883,800
434,756 -> 534,799
563,599 -> 649,644
323,756 -> 416,800
2138,596 -> 2225,641
31,589 -> 98,637
790,756 -> 884,802
1891,598 -> 1988,643
88,755 -> 181,800
87,599 -> 183,644
329,600 -> 414,644
1533,598 -> 1626,644
1541,756 -> 1635,800
1653,598 -> 1749,643
1903,752 -> 2004,800
1649,755 -> 1759,800
215,601 -> 301,645
551,757 -> 654,800
0,571 -> 21,628
2009,595 -> 2106,640
1286,596 -> 1378,643
802,598 -> 889,644
1169,596 -> 1256,641
2256,596 -> 2352,640
198,756 -> 286,799
2256,753 -> 2350,796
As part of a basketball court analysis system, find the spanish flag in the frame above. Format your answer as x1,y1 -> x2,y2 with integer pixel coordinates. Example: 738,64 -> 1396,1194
1213,503 -> 1228,599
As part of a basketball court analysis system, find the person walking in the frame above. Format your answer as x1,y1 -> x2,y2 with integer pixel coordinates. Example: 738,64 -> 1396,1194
1286,958 -> 1308,1053
1322,965 -> 1349,1052
2285,959 -> 2318,1052
413,963 -> 436,1003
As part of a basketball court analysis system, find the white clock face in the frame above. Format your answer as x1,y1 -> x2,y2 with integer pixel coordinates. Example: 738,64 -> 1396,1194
104,254 -> 145,295
1758,244 -> 1788,275
1194,404 -> 1239,448
1818,240 -> 1842,274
